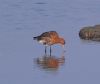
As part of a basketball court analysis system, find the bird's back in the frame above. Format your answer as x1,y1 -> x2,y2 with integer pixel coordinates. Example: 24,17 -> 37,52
40,31 -> 58,38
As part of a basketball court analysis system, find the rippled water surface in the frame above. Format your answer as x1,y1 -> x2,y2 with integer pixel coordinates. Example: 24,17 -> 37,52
0,0 -> 100,84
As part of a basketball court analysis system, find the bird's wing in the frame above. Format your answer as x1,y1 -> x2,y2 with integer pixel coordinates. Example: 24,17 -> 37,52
40,32 -> 51,37
49,31 -> 59,39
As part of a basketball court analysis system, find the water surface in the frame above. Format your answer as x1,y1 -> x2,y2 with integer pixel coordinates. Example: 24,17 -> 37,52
0,0 -> 100,84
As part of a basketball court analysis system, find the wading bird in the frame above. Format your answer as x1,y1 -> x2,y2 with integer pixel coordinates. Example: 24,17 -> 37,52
33,31 -> 65,55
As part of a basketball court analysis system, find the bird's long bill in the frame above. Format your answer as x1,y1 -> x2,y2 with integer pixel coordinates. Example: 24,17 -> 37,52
62,45 -> 66,52
62,45 -> 64,48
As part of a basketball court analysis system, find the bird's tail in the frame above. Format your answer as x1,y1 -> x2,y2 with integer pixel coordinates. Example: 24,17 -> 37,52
33,37 -> 38,40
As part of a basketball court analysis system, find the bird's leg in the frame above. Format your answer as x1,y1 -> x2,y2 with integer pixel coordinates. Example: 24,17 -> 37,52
45,46 -> 47,55
50,46 -> 52,56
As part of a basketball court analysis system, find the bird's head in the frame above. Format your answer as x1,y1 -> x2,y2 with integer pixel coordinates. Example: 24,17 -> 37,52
59,37 -> 65,47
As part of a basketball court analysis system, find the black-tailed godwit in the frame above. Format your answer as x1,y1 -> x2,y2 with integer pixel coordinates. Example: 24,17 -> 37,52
33,31 -> 65,55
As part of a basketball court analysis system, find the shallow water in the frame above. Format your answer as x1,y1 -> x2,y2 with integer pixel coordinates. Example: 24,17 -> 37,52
0,0 -> 100,84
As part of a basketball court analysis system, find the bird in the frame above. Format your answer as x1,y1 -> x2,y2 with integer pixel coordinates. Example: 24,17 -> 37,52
33,31 -> 65,55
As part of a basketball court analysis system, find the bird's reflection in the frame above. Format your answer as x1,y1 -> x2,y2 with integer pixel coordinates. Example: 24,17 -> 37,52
34,52 -> 65,71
